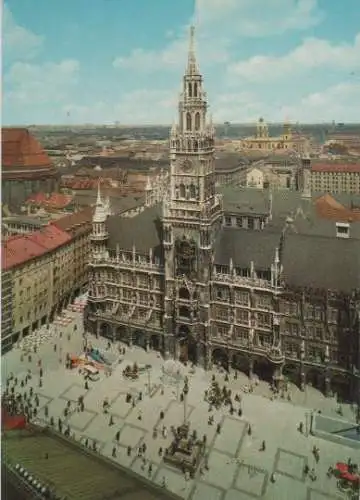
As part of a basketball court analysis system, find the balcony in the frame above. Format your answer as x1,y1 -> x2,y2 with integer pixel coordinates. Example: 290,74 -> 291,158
266,347 -> 285,364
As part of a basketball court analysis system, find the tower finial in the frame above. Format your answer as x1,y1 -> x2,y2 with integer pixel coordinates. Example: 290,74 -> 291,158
187,25 -> 198,75
96,179 -> 102,206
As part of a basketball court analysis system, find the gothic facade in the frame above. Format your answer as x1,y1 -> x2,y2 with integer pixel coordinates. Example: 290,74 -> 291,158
86,28 -> 360,403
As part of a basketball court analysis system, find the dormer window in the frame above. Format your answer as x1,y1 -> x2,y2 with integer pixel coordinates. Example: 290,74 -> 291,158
336,222 -> 350,239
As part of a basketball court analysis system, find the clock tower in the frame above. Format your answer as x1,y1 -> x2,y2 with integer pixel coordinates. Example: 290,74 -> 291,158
162,26 -> 223,367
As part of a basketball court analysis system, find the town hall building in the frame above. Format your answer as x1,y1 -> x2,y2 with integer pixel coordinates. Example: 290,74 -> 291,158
86,28 -> 360,403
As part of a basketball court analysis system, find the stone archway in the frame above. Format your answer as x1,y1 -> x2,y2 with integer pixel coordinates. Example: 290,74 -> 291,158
282,363 -> 301,386
212,347 -> 229,371
133,329 -> 146,349
177,325 -> 197,364
306,367 -> 325,393
331,373 -> 351,403
253,357 -> 274,383
100,323 -> 112,339
115,325 -> 127,342
150,334 -> 160,351
231,352 -> 250,375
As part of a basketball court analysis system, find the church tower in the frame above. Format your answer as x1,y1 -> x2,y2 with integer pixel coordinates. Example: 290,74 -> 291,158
298,141 -> 312,198
162,26 -> 222,367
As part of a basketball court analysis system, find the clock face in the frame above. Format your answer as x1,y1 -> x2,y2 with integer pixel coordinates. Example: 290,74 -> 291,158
182,158 -> 192,172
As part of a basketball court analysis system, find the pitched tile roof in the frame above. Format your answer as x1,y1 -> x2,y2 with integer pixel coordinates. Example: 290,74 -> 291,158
2,225 -> 71,271
51,207 -> 94,235
26,192 -> 74,209
2,128 -> 53,170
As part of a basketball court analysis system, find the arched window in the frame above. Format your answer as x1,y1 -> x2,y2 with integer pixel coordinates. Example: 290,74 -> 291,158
186,112 -> 192,131
179,306 -> 191,319
194,140 -> 198,151
189,184 -> 196,198
195,112 -> 201,131
194,82 -> 198,97
188,83 -> 192,97
179,287 -> 190,300
179,183 -> 186,198
187,140 -> 192,151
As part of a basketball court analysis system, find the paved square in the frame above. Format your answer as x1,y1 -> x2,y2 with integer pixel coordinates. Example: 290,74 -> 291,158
307,489 -> 343,500
200,450 -> 237,490
119,424 -> 145,447
213,417 -> 246,455
61,383 -> 87,402
234,463 -> 267,497
84,411 -> 123,439
66,408 -> 97,432
107,392 -> 133,418
275,448 -> 307,481
269,475 -> 307,500
154,466 -> 188,497
191,483 -> 224,500
3,309 -> 357,500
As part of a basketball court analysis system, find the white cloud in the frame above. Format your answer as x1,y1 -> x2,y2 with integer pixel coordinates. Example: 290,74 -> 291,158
63,89 -> 178,125
3,4 -> 44,61
280,82 -> 360,122
113,0 -> 322,73
228,33 -> 360,82
195,0 -> 322,37
211,81 -> 360,123
113,31 -> 228,72
5,60 -> 80,104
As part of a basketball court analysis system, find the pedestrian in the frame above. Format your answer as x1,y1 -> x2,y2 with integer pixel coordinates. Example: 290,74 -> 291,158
115,430 -> 120,442
44,406 -> 49,418
127,446 -> 131,457
216,423 -> 221,434
112,446 -> 117,458
39,368 -> 43,378
109,415 -> 114,426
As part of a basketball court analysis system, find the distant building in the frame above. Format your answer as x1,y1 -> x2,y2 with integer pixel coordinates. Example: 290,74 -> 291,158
1,208 -> 94,351
311,163 -> 360,194
1,128 -> 59,211
239,118 -> 308,154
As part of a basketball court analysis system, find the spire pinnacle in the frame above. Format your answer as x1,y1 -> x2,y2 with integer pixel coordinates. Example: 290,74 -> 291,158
187,25 -> 198,75
96,179 -> 102,206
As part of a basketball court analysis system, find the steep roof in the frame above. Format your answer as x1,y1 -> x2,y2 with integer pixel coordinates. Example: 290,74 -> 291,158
2,128 -> 53,170
107,204 -> 163,255
214,227 -> 280,270
51,207 -> 94,236
282,233 -> 360,292
2,225 -> 71,271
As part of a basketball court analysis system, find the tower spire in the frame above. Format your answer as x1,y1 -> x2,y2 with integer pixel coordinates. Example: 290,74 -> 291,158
96,179 -> 102,206
187,25 -> 198,75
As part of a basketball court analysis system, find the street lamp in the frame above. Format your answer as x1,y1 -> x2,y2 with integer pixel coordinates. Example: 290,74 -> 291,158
183,378 -> 189,425
147,366 -> 152,395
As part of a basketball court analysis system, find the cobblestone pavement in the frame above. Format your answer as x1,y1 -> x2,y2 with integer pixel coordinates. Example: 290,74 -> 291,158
2,307 -> 358,500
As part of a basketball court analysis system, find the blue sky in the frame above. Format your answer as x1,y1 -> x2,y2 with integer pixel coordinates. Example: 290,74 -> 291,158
3,0 -> 360,125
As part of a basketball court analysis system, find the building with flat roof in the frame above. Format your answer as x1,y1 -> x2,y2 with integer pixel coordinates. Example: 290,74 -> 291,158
311,162 -> 360,194
2,425 -> 181,500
